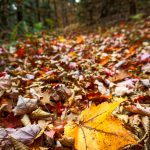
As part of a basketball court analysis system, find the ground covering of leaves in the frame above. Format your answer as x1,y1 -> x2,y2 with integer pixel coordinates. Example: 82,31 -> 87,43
0,17 -> 150,150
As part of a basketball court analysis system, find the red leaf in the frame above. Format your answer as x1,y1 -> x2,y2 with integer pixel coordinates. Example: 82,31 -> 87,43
37,49 -> 44,55
0,72 -> 5,77
41,67 -> 49,72
16,48 -> 25,57
0,113 -> 22,128
56,101 -> 64,115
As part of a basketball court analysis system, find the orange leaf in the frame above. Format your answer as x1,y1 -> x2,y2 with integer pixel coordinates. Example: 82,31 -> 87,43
76,36 -> 84,44
126,45 -> 138,58
99,55 -> 111,66
109,70 -> 129,82
64,98 -> 137,150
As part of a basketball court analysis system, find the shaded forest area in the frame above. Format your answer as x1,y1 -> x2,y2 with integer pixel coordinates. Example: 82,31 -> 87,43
0,0 -> 150,40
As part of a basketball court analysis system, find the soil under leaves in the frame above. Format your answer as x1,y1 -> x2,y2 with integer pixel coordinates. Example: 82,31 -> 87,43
0,17 -> 150,150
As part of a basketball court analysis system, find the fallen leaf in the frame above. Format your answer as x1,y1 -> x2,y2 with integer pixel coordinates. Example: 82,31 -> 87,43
16,48 -> 25,57
32,87 -> 52,105
114,86 -> 132,96
76,36 -> 84,44
110,70 -> 129,82
10,136 -> 29,150
125,44 -> 138,58
114,79 -> 138,96
64,98 -> 137,150
13,95 -> 38,115
0,128 -> 10,147
9,124 -> 40,145
0,113 -> 22,128
37,49 -> 44,55
0,98 -> 13,112
99,55 -> 111,66
0,74 -> 11,91
21,114 -> 31,126
125,103 -> 150,117
31,107 -> 50,118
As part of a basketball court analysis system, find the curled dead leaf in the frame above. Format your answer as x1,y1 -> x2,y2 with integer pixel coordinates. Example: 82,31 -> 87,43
13,95 -> 38,116
10,136 -> 29,150
59,136 -> 74,147
31,107 -> 50,118
21,114 -> 31,126
9,124 -> 40,145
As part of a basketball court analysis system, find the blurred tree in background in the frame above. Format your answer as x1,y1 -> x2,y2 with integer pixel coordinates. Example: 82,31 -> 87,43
78,0 -> 150,25
0,0 -> 149,39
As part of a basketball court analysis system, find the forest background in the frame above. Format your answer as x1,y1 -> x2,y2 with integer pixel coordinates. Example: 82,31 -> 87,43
0,0 -> 150,41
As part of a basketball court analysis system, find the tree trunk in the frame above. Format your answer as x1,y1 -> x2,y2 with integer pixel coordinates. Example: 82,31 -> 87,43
36,0 -> 41,22
61,0 -> 68,27
53,0 -> 58,27
0,0 -> 8,28
129,0 -> 136,15
16,0 -> 23,22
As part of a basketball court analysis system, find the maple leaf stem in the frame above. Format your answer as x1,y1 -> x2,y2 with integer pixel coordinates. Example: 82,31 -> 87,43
80,125 -> 88,150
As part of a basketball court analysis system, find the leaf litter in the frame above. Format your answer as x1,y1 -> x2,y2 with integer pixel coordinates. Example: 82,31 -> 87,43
0,17 -> 150,150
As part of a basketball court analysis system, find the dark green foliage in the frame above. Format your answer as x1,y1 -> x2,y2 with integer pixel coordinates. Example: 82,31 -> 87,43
0,0 -> 149,41
78,0 -> 150,25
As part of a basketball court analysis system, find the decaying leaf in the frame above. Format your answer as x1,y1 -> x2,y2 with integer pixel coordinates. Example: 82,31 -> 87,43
31,107 -> 50,118
125,103 -> 150,117
59,136 -> 74,147
64,98 -> 137,150
110,70 -> 129,82
0,128 -> 10,147
13,95 -> 38,115
0,74 -> 11,91
114,79 -> 138,96
9,124 -> 40,145
31,87 -> 53,105
10,136 -> 29,150
21,114 -> 31,126
35,122 -> 49,139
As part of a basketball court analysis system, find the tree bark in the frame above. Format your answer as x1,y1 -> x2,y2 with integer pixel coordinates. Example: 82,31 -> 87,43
129,0 -> 137,15
53,0 -> 58,27
36,0 -> 41,22
16,0 -> 23,22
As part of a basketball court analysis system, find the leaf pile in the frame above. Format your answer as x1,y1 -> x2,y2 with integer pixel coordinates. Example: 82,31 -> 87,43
0,17 -> 150,149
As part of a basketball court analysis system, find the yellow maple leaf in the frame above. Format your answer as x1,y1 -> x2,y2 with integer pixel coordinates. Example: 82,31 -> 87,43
58,36 -> 66,42
64,98 -> 137,150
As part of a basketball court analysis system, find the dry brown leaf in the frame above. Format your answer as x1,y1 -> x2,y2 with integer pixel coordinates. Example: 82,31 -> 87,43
125,44 -> 138,58
99,55 -> 111,66
13,95 -> 38,116
10,136 -> 29,150
32,87 -> 53,105
31,107 -> 50,119
35,122 -> 49,139
64,98 -> 137,150
0,74 -> 11,91
21,114 -> 31,126
109,70 -> 129,82
125,104 -> 150,117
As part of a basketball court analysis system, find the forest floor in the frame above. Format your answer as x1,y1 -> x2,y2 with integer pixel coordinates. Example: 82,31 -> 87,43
0,17 -> 150,150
